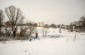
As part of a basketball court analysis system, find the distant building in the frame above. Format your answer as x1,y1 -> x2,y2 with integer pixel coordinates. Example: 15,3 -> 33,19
38,22 -> 44,27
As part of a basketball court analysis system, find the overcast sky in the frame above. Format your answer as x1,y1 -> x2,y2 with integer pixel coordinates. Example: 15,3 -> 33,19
0,0 -> 85,25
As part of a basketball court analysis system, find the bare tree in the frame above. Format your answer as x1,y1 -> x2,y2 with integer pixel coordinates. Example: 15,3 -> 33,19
80,15 -> 85,31
5,5 -> 24,38
26,22 -> 37,37
18,22 -> 36,40
0,9 -> 4,36
42,24 -> 49,37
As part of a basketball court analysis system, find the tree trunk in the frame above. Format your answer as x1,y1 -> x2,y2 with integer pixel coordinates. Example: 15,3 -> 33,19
13,31 -> 15,38
0,25 -> 1,36
13,27 -> 17,38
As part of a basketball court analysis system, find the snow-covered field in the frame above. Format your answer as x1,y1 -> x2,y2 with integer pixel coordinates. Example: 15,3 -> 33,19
0,28 -> 85,55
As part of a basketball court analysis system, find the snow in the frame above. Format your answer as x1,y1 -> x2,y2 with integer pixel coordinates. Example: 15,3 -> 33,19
0,28 -> 85,55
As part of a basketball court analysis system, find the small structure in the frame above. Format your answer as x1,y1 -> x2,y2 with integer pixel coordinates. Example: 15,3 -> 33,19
35,32 -> 38,38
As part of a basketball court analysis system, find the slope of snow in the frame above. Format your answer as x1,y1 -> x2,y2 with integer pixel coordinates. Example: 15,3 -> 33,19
0,33 -> 85,55
0,28 -> 85,55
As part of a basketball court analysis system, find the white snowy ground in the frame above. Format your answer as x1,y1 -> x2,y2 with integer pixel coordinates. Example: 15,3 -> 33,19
0,28 -> 85,55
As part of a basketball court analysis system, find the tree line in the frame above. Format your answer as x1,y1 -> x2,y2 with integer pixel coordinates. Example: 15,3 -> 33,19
68,15 -> 85,32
